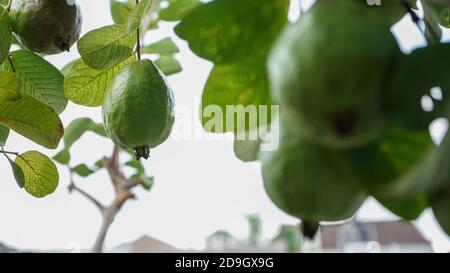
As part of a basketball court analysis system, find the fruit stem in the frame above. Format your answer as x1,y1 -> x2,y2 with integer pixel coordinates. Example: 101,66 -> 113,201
402,0 -> 433,45
0,150 -> 18,156
0,147 -> 18,163
0,0 -> 11,17
6,0 -> 12,12
136,0 -> 142,61
7,55 -> 16,72
0,148 -> 18,157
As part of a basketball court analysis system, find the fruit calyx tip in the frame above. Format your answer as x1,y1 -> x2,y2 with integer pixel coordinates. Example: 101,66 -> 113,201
300,221 -> 320,240
134,146 -> 150,160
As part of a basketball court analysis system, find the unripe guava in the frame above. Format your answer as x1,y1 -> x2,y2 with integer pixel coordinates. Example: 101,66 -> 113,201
102,60 -> 175,160
260,116 -> 366,225
268,0 -> 400,149
10,0 -> 82,54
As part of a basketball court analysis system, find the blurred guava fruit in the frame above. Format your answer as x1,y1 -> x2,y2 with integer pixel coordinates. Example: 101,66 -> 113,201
260,116 -> 367,237
268,0 -> 400,149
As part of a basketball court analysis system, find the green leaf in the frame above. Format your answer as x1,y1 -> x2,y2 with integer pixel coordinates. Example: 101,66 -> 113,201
386,44 -> 450,130
126,0 -> 152,34
72,164 -> 95,177
9,157 -> 25,188
201,56 -> 271,133
422,1 -> 443,44
0,71 -> 21,102
155,54 -> 182,76
140,174 -> 154,191
426,2 -> 450,28
143,37 -> 179,54
0,95 -> 63,149
94,159 -> 104,169
110,0 -> 134,24
64,117 -> 107,148
159,0 -> 203,22
0,5 -> 12,64
233,128 -> 265,163
78,24 -> 136,70
0,124 -> 9,146
64,55 -> 136,107
440,7 -> 450,27
53,147 -> 71,165
337,126 -> 438,197
4,50 -> 67,114
174,0 -> 289,63
376,194 -> 428,221
125,159 -> 145,175
15,151 -> 59,198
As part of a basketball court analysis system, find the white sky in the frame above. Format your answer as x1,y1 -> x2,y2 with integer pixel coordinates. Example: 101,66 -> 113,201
0,0 -> 449,252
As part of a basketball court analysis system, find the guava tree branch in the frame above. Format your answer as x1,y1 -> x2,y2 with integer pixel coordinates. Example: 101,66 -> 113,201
68,176 -> 105,214
136,0 -> 142,60
90,145 -> 142,253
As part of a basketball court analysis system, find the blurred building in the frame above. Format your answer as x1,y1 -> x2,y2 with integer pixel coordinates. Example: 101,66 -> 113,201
0,242 -> 17,253
205,217 -> 433,253
110,235 -> 180,253
319,220 -> 433,253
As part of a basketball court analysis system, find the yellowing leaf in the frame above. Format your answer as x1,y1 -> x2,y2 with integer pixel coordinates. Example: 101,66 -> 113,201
64,55 -> 136,107
16,151 -> 59,198
0,95 -> 63,149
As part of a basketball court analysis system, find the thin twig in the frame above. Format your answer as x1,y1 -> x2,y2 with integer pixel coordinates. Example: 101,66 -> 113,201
125,176 -> 143,190
136,0 -> 141,60
7,55 -> 16,72
6,0 -> 12,11
0,150 -> 19,156
68,170 -> 106,214
402,0 -> 430,44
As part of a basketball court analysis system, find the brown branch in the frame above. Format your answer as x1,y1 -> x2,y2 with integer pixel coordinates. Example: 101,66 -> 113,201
115,191 -> 136,208
125,177 -> 143,190
104,146 -> 121,189
90,145 -> 141,252
68,177 -> 105,214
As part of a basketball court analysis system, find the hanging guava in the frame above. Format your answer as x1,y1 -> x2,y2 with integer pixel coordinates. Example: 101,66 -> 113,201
102,59 -> 175,160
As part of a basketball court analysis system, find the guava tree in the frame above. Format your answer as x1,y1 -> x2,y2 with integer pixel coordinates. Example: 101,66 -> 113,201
1,0 -> 450,253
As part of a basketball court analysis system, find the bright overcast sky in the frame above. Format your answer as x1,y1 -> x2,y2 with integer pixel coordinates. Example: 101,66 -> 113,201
0,0 -> 449,252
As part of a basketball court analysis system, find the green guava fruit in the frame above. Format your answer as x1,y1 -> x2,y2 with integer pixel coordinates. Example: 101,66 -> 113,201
431,191 -> 450,236
260,116 -> 367,235
102,59 -> 175,160
10,0 -> 82,54
268,0 -> 400,149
